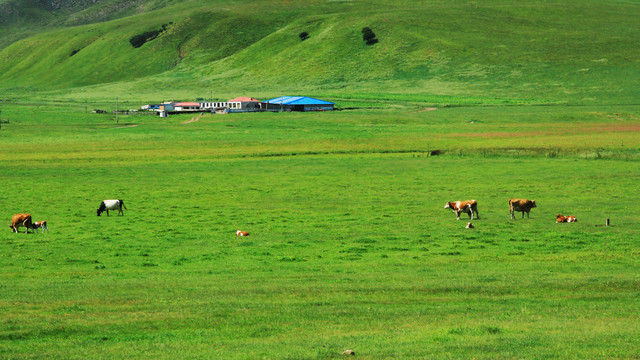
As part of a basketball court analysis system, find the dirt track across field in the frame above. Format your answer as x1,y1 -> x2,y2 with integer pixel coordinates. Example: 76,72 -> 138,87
183,115 -> 201,124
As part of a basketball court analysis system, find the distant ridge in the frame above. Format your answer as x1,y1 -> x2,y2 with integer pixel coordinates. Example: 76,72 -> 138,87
0,0 -> 638,105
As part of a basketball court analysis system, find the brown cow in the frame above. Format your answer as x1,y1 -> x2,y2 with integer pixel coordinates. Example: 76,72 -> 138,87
509,199 -> 537,219
236,230 -> 249,237
556,214 -> 577,223
9,213 -> 37,233
444,200 -> 479,220
34,221 -> 49,233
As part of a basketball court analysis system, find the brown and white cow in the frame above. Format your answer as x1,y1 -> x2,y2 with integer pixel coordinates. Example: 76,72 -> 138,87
9,213 -> 37,233
509,199 -> 537,219
444,200 -> 479,220
236,230 -> 249,237
556,214 -> 577,223
34,221 -> 49,233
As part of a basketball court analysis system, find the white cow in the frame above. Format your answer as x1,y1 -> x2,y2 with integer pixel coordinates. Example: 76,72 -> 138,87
97,199 -> 127,216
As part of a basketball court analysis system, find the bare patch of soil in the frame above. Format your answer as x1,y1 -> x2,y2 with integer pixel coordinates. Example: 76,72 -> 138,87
112,124 -> 139,129
450,123 -> 640,139
414,107 -> 437,113
451,131 -> 551,138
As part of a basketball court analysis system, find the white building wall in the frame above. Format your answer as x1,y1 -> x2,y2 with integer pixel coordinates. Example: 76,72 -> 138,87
201,102 -> 229,109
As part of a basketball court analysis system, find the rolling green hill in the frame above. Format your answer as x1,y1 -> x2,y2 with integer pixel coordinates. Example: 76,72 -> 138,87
1,0 -> 639,104
2,2 -> 640,358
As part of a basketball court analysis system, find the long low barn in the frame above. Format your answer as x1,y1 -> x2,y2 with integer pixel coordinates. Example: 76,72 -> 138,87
262,96 -> 334,112
172,102 -> 201,112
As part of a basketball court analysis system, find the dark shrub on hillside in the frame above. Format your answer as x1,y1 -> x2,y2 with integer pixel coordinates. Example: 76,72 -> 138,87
130,30 -> 161,48
362,27 -> 378,45
299,31 -> 309,41
129,23 -> 171,48
70,49 -> 80,57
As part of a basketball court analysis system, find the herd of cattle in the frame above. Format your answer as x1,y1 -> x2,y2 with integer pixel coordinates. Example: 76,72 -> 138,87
9,200 -> 126,234
9,198 -> 577,234
444,199 -> 578,225
444,198 -> 577,225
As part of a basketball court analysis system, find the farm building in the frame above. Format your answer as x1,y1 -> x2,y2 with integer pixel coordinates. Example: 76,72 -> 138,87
200,101 -> 229,111
200,101 -> 228,111
262,96 -> 334,112
228,97 -> 261,111
158,103 -> 174,112
173,102 -> 201,112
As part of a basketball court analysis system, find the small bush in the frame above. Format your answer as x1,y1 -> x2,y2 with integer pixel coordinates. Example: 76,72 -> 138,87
299,31 -> 309,41
129,23 -> 171,48
362,27 -> 378,45
130,30 -> 160,48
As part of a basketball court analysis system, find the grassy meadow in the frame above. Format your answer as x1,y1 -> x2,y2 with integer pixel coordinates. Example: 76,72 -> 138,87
1,0 -> 640,358
1,101 -> 639,359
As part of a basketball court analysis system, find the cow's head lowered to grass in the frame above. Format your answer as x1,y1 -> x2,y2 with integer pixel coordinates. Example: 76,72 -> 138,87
97,202 -> 106,216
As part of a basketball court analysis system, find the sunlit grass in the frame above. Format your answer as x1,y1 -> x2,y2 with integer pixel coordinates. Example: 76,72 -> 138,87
1,100 -> 639,358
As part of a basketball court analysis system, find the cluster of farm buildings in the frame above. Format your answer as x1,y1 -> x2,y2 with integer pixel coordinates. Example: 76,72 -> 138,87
142,96 -> 335,117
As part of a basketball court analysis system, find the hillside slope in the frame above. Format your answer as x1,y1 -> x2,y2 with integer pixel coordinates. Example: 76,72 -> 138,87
0,0 -> 188,49
1,0 -> 639,104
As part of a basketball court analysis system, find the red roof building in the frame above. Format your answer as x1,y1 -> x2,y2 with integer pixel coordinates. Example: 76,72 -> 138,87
228,97 -> 260,102
227,97 -> 261,111
173,102 -> 201,107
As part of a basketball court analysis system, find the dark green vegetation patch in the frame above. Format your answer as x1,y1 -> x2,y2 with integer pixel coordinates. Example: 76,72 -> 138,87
129,23 -> 171,48
361,27 -> 378,45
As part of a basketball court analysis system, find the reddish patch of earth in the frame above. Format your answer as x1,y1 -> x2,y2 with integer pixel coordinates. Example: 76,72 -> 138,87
450,123 -> 640,138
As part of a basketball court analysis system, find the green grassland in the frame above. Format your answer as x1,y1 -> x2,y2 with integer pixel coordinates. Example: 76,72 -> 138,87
1,0 -> 640,358
1,102 -> 639,359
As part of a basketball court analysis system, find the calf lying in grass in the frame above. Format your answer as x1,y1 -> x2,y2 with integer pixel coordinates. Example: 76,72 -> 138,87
556,214 -> 577,223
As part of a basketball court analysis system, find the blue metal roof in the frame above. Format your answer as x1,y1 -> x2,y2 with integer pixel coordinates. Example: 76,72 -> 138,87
263,96 -> 334,105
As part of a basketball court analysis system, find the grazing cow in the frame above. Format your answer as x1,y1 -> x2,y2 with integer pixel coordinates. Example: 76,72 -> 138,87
9,213 -> 37,233
556,214 -> 577,223
97,199 -> 126,216
444,200 -> 479,220
34,221 -> 49,233
509,199 -> 537,219
465,222 -> 474,229
236,230 -> 249,237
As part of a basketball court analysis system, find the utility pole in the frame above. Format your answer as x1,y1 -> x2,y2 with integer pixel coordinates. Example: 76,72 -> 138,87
116,97 -> 119,124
